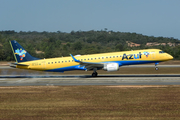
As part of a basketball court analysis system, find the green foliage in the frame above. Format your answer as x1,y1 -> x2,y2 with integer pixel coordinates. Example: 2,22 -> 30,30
0,30 -> 180,61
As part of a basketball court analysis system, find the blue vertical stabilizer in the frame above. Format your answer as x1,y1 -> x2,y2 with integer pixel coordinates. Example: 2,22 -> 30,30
10,40 -> 40,63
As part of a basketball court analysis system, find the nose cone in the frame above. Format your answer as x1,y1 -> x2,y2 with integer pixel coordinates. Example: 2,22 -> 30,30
168,54 -> 174,60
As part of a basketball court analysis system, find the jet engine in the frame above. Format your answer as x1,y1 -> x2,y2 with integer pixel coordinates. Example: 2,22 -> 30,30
103,63 -> 119,72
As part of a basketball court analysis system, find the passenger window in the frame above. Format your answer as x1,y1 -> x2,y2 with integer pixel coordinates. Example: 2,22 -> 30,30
113,56 -> 115,58
99,57 -> 100,59
62,61 -> 63,63
117,56 -> 118,58
91,58 -> 93,60
48,62 -> 50,64
52,62 -> 53,64
69,60 -> 70,62
102,57 -> 104,59
106,57 -> 108,59
58,61 -> 60,63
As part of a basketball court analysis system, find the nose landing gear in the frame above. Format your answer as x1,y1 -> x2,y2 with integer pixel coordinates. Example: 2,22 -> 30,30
155,67 -> 159,70
155,63 -> 159,71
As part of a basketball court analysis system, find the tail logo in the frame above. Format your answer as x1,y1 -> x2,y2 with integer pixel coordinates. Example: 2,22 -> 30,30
15,48 -> 27,60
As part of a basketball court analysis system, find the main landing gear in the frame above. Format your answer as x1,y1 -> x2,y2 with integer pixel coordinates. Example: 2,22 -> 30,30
92,68 -> 98,77
155,63 -> 159,71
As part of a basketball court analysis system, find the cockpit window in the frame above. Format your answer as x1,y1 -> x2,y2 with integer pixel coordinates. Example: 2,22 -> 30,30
159,51 -> 165,54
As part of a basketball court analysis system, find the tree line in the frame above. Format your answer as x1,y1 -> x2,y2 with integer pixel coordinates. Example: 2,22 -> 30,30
0,30 -> 180,61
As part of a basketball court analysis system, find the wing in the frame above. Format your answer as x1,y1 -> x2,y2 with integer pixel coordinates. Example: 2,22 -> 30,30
70,54 -> 104,70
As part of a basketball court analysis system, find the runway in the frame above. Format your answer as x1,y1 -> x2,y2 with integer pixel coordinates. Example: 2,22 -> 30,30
1,65 -> 180,86
0,74 -> 180,86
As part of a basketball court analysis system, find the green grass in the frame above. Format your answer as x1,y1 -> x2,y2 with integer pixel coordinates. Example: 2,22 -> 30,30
0,86 -> 180,120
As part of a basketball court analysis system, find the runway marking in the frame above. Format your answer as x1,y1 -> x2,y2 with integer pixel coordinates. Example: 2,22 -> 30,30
46,84 -> 54,86
15,78 -> 29,83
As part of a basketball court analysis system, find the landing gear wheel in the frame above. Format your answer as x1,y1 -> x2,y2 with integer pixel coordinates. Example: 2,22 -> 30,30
92,72 -> 98,77
155,67 -> 159,71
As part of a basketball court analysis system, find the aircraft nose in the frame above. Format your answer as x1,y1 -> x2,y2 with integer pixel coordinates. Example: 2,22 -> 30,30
168,54 -> 173,60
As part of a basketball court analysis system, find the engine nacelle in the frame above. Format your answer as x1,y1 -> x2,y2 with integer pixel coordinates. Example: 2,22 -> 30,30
103,63 -> 119,72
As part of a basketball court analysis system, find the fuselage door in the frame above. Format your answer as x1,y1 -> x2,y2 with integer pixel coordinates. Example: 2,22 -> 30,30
151,51 -> 156,59
41,61 -> 46,69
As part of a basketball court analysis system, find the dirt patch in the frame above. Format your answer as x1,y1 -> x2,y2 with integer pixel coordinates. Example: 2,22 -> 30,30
35,50 -> 44,54
106,85 -> 178,88
159,60 -> 180,65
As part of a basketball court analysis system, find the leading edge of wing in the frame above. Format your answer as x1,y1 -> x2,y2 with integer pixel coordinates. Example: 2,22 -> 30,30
70,54 -> 81,62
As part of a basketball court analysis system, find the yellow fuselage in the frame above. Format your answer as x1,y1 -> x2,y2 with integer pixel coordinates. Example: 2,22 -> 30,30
16,49 -> 173,72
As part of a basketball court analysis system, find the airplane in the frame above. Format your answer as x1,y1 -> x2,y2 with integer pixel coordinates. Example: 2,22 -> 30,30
9,40 -> 173,77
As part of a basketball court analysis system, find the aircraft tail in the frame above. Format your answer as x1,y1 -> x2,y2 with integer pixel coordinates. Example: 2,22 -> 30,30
10,40 -> 39,63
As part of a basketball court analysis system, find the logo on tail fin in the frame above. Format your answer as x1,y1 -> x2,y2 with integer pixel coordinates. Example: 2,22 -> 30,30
15,48 -> 27,60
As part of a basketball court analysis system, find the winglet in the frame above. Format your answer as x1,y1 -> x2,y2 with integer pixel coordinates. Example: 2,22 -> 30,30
70,54 -> 81,62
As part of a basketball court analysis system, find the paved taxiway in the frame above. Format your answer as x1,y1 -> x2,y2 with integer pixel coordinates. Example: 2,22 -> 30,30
0,75 -> 180,86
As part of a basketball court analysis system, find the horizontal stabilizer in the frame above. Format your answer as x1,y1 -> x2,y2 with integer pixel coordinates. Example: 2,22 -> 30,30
11,63 -> 29,66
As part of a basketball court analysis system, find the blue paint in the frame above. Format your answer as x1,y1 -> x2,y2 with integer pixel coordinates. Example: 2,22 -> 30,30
155,62 -> 159,65
134,54 -> 139,59
70,54 -> 80,62
46,65 -> 86,72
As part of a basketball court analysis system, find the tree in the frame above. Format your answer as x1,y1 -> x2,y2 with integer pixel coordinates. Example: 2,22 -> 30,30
72,41 -> 82,50
115,43 -> 125,51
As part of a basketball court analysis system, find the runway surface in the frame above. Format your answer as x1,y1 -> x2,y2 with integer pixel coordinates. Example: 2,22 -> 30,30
1,65 -> 180,86
0,74 -> 180,86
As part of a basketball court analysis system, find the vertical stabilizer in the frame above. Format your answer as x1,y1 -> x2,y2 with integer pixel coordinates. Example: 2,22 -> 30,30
10,40 -> 39,63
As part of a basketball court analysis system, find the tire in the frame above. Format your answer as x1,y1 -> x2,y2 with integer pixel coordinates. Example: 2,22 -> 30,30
92,72 -> 98,77
155,67 -> 159,71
